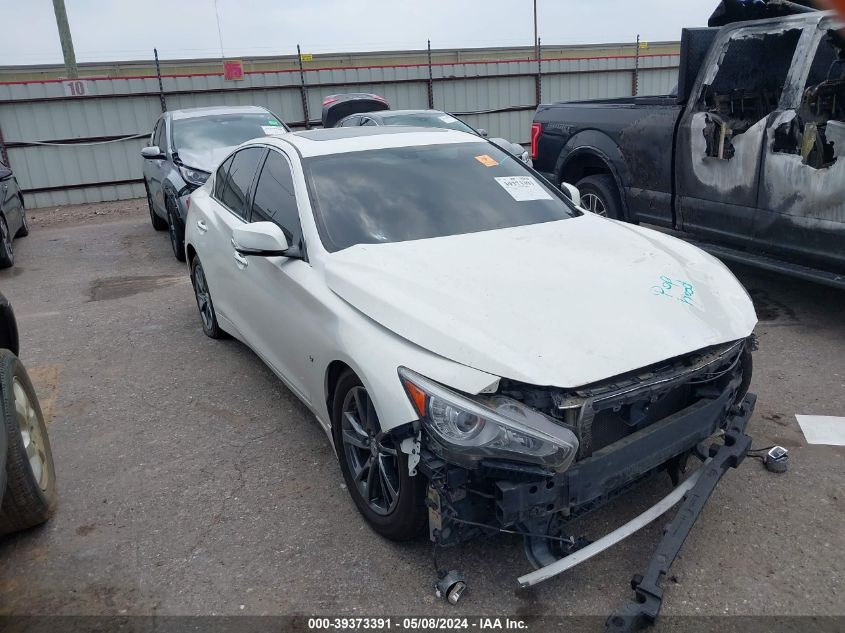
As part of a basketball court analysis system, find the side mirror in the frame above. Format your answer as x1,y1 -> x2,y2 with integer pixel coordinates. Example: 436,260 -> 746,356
477,128 -> 489,138
232,222 -> 290,256
560,182 -> 581,207
141,146 -> 164,159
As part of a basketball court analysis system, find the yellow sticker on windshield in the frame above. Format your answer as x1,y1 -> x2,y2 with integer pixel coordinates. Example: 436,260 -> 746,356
475,154 -> 499,167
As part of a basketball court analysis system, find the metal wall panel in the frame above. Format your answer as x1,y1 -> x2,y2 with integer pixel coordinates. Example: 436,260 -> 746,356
0,52 -> 678,207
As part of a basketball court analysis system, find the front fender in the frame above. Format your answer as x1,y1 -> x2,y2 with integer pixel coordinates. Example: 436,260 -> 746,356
556,130 -> 631,217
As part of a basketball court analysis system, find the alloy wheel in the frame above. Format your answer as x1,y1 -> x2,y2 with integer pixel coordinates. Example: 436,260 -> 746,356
14,377 -> 49,491
581,192 -> 607,217
341,386 -> 401,516
192,262 -> 213,331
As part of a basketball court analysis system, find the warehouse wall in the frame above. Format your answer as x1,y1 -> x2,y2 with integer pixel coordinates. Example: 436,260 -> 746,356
0,51 -> 679,208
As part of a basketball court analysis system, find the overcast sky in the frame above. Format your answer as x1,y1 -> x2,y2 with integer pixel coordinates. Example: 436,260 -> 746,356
0,0 -> 719,66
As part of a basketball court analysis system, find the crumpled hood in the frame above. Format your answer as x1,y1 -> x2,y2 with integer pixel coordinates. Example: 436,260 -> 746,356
325,214 -> 757,388
177,146 -> 238,173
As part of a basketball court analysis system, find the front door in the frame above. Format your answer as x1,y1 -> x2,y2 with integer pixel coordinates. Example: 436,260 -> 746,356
145,118 -> 168,214
755,22 -> 845,272
232,148 -> 315,403
675,23 -> 802,247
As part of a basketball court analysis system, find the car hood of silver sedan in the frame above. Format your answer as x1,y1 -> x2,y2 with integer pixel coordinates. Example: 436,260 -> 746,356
177,146 -> 239,174
324,214 -> 758,389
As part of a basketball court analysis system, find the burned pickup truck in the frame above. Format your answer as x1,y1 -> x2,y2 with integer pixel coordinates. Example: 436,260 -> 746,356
531,9 -> 845,288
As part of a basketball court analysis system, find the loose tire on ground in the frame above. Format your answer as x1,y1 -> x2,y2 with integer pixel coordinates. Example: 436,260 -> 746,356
575,174 -> 625,221
0,349 -> 57,535
331,369 -> 427,541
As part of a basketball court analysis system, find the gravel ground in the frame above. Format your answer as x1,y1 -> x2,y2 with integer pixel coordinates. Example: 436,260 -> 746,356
0,200 -> 842,630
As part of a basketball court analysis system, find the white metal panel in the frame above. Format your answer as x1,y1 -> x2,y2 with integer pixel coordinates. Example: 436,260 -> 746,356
0,52 -> 679,207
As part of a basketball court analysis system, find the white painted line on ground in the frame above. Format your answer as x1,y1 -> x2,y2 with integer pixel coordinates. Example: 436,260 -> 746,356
795,415 -> 845,446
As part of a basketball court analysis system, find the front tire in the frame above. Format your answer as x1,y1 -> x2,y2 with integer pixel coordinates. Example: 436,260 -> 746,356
15,208 -> 29,238
0,215 -> 14,269
190,256 -> 225,339
331,370 -> 426,541
575,174 -> 624,221
146,183 -> 167,232
166,197 -> 186,262
0,350 -> 57,535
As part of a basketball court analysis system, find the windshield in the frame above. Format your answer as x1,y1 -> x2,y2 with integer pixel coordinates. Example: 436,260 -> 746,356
305,142 -> 578,252
380,113 -> 476,134
172,113 -> 286,153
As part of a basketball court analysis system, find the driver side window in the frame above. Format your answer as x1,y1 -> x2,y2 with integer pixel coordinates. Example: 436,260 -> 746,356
250,150 -> 304,250
153,119 -> 166,151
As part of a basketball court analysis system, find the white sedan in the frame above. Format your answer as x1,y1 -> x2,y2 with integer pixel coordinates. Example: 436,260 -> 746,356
185,127 -> 758,596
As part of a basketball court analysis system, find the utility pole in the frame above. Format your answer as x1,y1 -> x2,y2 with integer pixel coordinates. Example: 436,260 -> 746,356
533,0 -> 539,60
52,0 -> 78,78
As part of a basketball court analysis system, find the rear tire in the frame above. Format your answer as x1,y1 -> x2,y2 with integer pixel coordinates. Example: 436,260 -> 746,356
146,183 -> 167,231
0,350 -> 57,535
0,215 -> 14,269
575,174 -> 625,221
331,369 -> 426,541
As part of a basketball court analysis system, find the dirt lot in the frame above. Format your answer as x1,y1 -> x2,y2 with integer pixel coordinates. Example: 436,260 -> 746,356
0,200 -> 843,627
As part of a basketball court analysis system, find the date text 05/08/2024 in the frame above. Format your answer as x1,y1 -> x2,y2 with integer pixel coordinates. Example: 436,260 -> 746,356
307,617 -> 528,630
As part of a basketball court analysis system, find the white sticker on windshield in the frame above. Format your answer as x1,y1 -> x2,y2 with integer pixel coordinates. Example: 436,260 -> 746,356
262,126 -> 287,136
439,114 -> 457,123
494,176 -> 553,202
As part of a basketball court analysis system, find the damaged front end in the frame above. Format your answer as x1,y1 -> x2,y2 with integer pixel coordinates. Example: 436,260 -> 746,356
402,337 -> 757,628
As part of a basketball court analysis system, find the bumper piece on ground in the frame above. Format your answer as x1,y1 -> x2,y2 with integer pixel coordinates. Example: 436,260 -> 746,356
604,393 -> 755,633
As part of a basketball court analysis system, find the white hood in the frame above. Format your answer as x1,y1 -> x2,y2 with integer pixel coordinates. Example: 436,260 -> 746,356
325,214 -> 757,388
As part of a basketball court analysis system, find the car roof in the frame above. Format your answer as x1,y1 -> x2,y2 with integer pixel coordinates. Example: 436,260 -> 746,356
257,126 -> 483,158
375,109 -> 449,118
169,105 -> 272,120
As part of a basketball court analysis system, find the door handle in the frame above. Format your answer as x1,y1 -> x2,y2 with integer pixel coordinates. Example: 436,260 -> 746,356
196,220 -> 207,233
233,251 -> 249,268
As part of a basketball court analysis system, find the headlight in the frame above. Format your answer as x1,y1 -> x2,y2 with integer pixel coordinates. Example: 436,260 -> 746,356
398,367 -> 578,471
178,165 -> 210,187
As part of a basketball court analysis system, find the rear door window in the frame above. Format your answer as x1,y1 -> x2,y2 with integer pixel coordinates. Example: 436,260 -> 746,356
218,147 -> 266,219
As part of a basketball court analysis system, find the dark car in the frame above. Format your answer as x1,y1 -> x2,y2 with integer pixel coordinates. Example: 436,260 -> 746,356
142,105 -> 290,261
322,93 -> 532,164
531,10 -> 845,288
0,159 -> 29,269
0,291 -> 57,535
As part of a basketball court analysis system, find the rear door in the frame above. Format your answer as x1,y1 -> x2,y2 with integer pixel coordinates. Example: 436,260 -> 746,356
201,146 -> 267,339
675,23 -> 802,246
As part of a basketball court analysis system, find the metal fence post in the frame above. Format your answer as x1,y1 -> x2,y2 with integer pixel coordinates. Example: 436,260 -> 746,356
154,48 -> 167,112
427,40 -> 434,109
536,37 -> 542,106
0,122 -> 9,166
633,35 -> 641,97
297,44 -> 311,129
